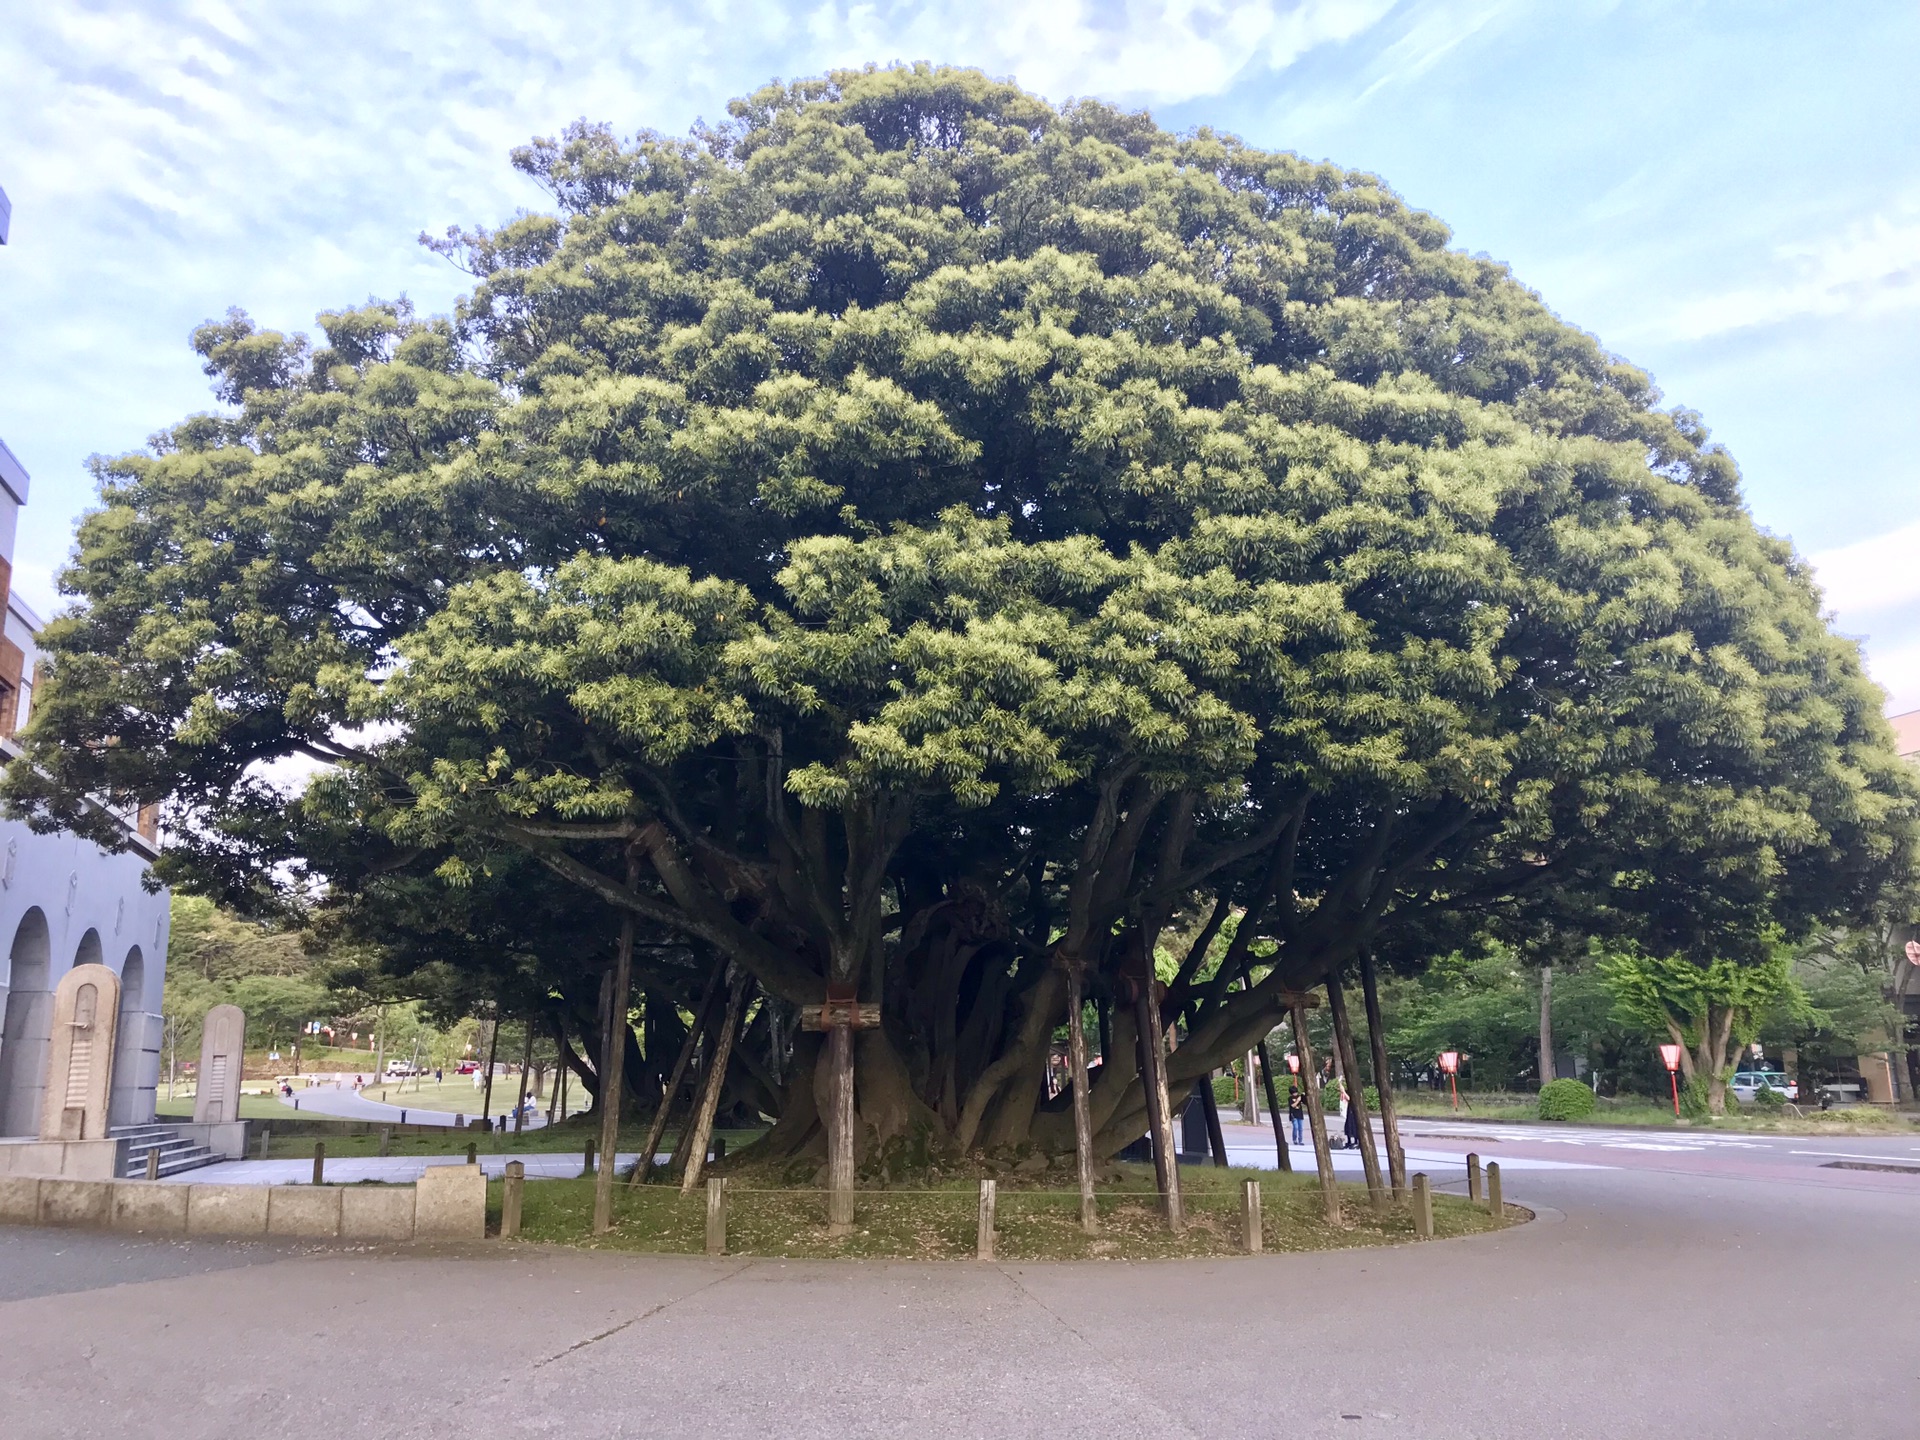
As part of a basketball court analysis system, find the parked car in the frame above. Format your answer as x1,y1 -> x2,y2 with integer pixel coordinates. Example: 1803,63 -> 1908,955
455,1061 -> 479,1075
1730,1070 -> 1797,1101
385,1060 -> 419,1077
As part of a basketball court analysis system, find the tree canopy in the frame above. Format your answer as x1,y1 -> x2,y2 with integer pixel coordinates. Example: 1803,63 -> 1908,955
10,63 -> 1915,1162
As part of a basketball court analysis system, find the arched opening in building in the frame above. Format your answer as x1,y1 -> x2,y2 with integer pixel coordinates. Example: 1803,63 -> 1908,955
0,909 -> 54,1135
109,945 -> 150,1128
73,928 -> 103,969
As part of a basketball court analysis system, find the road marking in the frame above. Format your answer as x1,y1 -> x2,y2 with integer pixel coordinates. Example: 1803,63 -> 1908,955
1789,1149 -> 1917,1162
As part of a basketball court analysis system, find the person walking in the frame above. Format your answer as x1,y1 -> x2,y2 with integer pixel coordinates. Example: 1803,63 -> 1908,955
1287,1082 -> 1306,1146
1343,1086 -> 1364,1151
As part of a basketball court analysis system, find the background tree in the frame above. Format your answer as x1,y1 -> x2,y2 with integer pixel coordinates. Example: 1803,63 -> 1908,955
12,65 -> 1915,1169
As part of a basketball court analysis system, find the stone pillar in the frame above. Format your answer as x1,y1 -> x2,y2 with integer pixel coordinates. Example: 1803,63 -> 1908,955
194,1005 -> 247,1126
39,964 -> 120,1141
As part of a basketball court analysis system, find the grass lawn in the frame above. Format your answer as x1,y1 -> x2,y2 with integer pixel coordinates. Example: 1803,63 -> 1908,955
497,1163 -> 1513,1261
240,1116 -> 767,1160
1392,1089 -> 1916,1135
156,1093 -> 317,1123
357,1076 -> 557,1116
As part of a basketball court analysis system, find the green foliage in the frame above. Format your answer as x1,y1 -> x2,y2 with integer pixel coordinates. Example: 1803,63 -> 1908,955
163,896 -> 325,1054
1754,1083 -> 1787,1110
1679,1076 -> 1712,1120
1537,1077 -> 1596,1121
12,64 -> 1918,1153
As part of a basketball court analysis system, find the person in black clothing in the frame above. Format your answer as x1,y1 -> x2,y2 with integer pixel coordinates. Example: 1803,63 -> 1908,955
1287,1083 -> 1306,1145
1343,1093 -> 1364,1151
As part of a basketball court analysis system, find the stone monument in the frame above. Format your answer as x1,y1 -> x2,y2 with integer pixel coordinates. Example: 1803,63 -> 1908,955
39,963 -> 121,1141
193,1004 -> 246,1126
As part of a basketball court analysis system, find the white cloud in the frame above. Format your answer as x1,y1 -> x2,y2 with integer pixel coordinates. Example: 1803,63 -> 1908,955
1810,520 -> 1920,618
1654,206 -> 1920,342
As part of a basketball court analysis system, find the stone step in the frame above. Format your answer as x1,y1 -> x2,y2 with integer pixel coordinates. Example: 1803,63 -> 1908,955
113,1123 -> 222,1178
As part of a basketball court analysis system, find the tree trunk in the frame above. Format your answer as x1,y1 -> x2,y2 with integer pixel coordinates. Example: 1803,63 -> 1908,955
1291,1003 -> 1339,1224
1064,960 -> 1098,1233
1326,976 -> 1385,1211
1358,949 -> 1405,1199
1539,964 -> 1555,1085
593,864 -> 638,1235
680,970 -> 751,1193
1134,980 -> 1183,1232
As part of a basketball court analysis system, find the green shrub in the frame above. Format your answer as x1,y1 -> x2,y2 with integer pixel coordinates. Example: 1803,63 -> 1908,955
1363,1085 -> 1380,1112
1211,1074 -> 1238,1107
1537,1078 -> 1597,1121
1754,1084 -> 1786,1110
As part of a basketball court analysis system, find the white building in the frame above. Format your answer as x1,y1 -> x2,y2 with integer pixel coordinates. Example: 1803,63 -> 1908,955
0,181 -> 172,1141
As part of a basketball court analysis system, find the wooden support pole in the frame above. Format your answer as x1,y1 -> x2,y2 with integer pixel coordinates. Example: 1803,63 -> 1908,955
680,970 -> 751,1193
976,1179 -> 996,1261
592,875 -> 638,1237
376,1126 -> 388,1159
825,1016 -> 856,1235
466,1142 -> 478,1165
312,1142 -> 325,1186
145,1147 -> 159,1181
705,1177 -> 728,1256
1466,1152 -> 1482,1202
1199,1070 -> 1230,1168
1242,1179 -> 1263,1254
1327,974 -> 1387,1212
481,1007 -> 500,1124
513,1018 -> 534,1135
1411,1172 -> 1432,1239
1257,1044 -> 1292,1172
502,1160 -> 525,1239
583,1137 -> 596,1177
1290,1003 -> 1339,1225
1358,947 -> 1407,1199
632,955 -> 728,1187
260,1126 -> 272,1160
1135,980 -> 1184,1233
1063,959 -> 1099,1234
1487,1161 -> 1503,1224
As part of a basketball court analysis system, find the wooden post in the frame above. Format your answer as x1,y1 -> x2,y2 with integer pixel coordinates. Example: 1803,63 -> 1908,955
1327,974 -> 1386,1212
583,1137 -> 596,1177
593,872 -> 638,1237
1244,1051 -> 1261,1124
502,1160 -> 525,1239
825,1015 -> 856,1235
377,1126 -> 389,1158
1358,947 -> 1406,1200
705,1177 -> 728,1256
512,1019 -> 534,1135
260,1125 -> 272,1160
1487,1161 -> 1503,1224
1290,1002 -> 1339,1224
145,1147 -> 159,1181
1063,958 -> 1099,1234
976,1179 -> 996,1260
1241,1179 -> 1262,1254
1466,1152 -> 1482,1203
1257,1045 -> 1292,1172
312,1142 -> 325,1186
1411,1172 -> 1432,1239
680,970 -> 751,1193
1134,980 -> 1184,1233
632,956 -> 728,1186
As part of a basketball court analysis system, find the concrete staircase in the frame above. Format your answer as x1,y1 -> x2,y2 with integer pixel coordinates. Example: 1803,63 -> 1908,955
112,1123 -> 220,1179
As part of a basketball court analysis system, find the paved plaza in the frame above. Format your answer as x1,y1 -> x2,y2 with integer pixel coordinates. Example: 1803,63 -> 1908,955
3,1120 -> 1918,1438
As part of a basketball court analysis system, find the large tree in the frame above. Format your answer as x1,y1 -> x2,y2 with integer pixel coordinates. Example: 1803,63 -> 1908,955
9,65 -> 1914,1169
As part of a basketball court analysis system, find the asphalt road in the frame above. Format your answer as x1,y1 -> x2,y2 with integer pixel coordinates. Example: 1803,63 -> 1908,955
3,1119 -> 1917,1439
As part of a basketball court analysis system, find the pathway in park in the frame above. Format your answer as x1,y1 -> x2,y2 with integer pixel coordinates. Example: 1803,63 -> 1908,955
269,1078 -> 552,1130
6,1119 -> 1919,1436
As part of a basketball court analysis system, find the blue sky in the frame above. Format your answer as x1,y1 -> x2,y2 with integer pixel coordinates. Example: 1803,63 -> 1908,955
3,1 -> 1917,705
